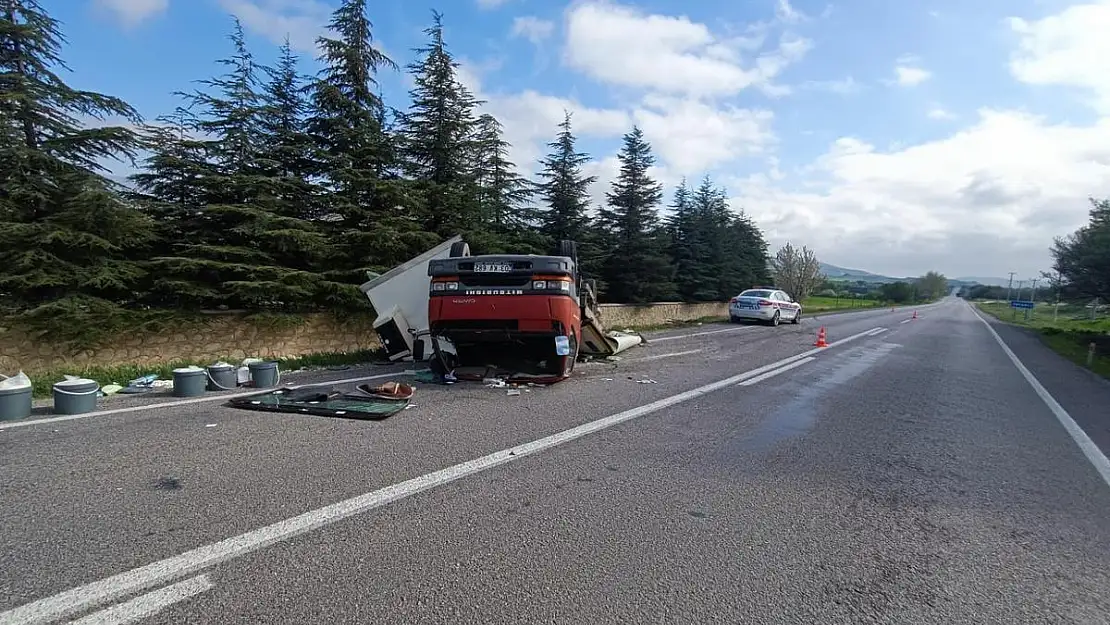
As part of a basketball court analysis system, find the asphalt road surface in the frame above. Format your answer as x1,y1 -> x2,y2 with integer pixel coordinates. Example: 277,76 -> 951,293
2,298 -> 1109,624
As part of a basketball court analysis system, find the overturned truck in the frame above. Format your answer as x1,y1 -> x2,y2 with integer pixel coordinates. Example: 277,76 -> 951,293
360,238 -> 642,384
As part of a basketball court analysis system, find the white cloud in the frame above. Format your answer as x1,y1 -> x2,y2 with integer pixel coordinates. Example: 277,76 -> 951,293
94,0 -> 168,27
511,16 -> 555,45
774,0 -> 804,24
927,106 -> 956,120
216,0 -> 331,53
563,2 -> 811,97
458,61 -> 629,172
1008,1 -> 1110,112
731,109 -> 1110,277
892,55 -> 931,86
634,95 -> 775,175
800,76 -> 861,95
476,0 -> 514,8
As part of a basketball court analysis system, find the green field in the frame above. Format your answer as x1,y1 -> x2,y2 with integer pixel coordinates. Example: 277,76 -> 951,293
803,296 -> 888,313
976,301 -> 1110,380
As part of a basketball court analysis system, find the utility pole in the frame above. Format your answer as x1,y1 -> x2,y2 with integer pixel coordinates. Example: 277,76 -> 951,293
1007,272 -> 1016,302
1027,277 -> 1039,320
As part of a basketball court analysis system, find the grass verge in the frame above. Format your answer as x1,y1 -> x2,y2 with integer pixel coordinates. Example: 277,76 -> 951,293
25,348 -> 385,399
975,301 -> 1110,380
804,296 -> 888,314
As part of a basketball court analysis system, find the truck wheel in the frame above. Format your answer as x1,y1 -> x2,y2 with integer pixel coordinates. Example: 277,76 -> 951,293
556,240 -> 578,263
449,241 -> 470,258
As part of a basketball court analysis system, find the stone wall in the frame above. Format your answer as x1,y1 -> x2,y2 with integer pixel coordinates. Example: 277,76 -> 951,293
0,302 -> 727,373
598,301 -> 727,329
0,313 -> 380,374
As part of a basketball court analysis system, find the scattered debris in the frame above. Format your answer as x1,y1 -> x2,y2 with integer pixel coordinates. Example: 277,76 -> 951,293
484,378 -> 508,388
636,379 -> 658,384
506,389 -> 521,396
353,381 -> 415,400
205,423 -> 217,428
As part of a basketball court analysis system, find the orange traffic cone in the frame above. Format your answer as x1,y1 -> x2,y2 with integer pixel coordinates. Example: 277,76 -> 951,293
912,310 -> 918,320
814,326 -> 828,348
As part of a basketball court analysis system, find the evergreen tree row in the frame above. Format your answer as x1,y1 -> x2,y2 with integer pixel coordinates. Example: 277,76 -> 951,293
0,0 -> 773,322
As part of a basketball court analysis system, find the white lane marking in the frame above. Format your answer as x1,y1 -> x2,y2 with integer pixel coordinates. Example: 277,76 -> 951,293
0,372 -> 409,430
865,328 -> 889,336
900,319 -> 912,324
973,308 -> 1110,489
632,349 -> 703,362
650,326 -> 757,342
0,325 -> 882,625
738,357 -> 816,386
68,575 -> 213,625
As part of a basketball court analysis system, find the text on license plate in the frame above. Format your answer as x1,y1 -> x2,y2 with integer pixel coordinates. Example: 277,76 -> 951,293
475,262 -> 513,273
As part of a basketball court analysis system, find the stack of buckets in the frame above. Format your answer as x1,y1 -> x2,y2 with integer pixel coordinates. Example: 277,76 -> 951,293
172,359 -> 280,398
0,358 -> 282,420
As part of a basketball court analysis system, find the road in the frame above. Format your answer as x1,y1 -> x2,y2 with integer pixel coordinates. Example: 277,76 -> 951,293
2,298 -> 1109,624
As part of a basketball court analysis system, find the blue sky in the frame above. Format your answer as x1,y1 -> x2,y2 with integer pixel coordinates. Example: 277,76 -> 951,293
56,0 -> 1110,278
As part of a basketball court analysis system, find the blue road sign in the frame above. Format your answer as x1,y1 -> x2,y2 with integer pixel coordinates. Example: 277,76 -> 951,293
1010,300 -> 1035,309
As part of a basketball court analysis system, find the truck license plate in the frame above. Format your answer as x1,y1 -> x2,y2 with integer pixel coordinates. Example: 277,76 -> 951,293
475,262 -> 512,273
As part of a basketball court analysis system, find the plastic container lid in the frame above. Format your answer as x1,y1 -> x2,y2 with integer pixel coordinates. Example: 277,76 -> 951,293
208,361 -> 234,369
173,366 -> 205,373
54,377 -> 96,388
0,372 -> 31,391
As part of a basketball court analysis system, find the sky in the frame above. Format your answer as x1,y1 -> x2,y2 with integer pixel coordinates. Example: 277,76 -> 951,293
52,0 -> 1110,281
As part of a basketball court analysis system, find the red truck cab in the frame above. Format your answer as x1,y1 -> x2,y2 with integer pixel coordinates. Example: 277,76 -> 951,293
426,246 -> 582,382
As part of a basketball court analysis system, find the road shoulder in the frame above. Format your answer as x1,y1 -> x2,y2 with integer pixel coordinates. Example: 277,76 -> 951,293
977,308 -> 1110,459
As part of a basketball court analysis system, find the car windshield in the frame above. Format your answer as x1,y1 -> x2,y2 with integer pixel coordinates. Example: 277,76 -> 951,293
740,290 -> 773,298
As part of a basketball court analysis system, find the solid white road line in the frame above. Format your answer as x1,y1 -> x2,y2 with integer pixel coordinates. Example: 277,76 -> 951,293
632,349 -> 704,362
900,319 -> 912,324
865,328 -> 889,336
0,372 -> 410,430
973,308 -> 1110,489
738,357 -> 815,386
650,325 -> 757,342
0,325 -> 883,625
68,575 -> 213,625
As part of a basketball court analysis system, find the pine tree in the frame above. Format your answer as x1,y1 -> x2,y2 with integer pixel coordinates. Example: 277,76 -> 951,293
537,112 -> 594,245
134,21 -> 334,310
597,126 -> 676,303
468,113 -> 545,253
257,37 -> 318,220
399,10 -> 483,238
308,0 -> 426,282
0,0 -> 157,321
669,175 -> 771,301
666,178 -> 710,300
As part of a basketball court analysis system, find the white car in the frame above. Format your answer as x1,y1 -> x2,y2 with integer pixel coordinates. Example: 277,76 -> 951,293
729,288 -> 802,326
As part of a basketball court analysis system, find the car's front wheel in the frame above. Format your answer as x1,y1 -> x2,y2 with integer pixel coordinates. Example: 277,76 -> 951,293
791,310 -> 801,324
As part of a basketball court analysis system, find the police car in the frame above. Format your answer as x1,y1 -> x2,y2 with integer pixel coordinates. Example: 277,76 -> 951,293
728,288 -> 802,326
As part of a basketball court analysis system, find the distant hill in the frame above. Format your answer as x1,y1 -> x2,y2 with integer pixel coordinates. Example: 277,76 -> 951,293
820,263 -> 1007,288
820,262 -> 902,283
953,276 -> 1011,287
